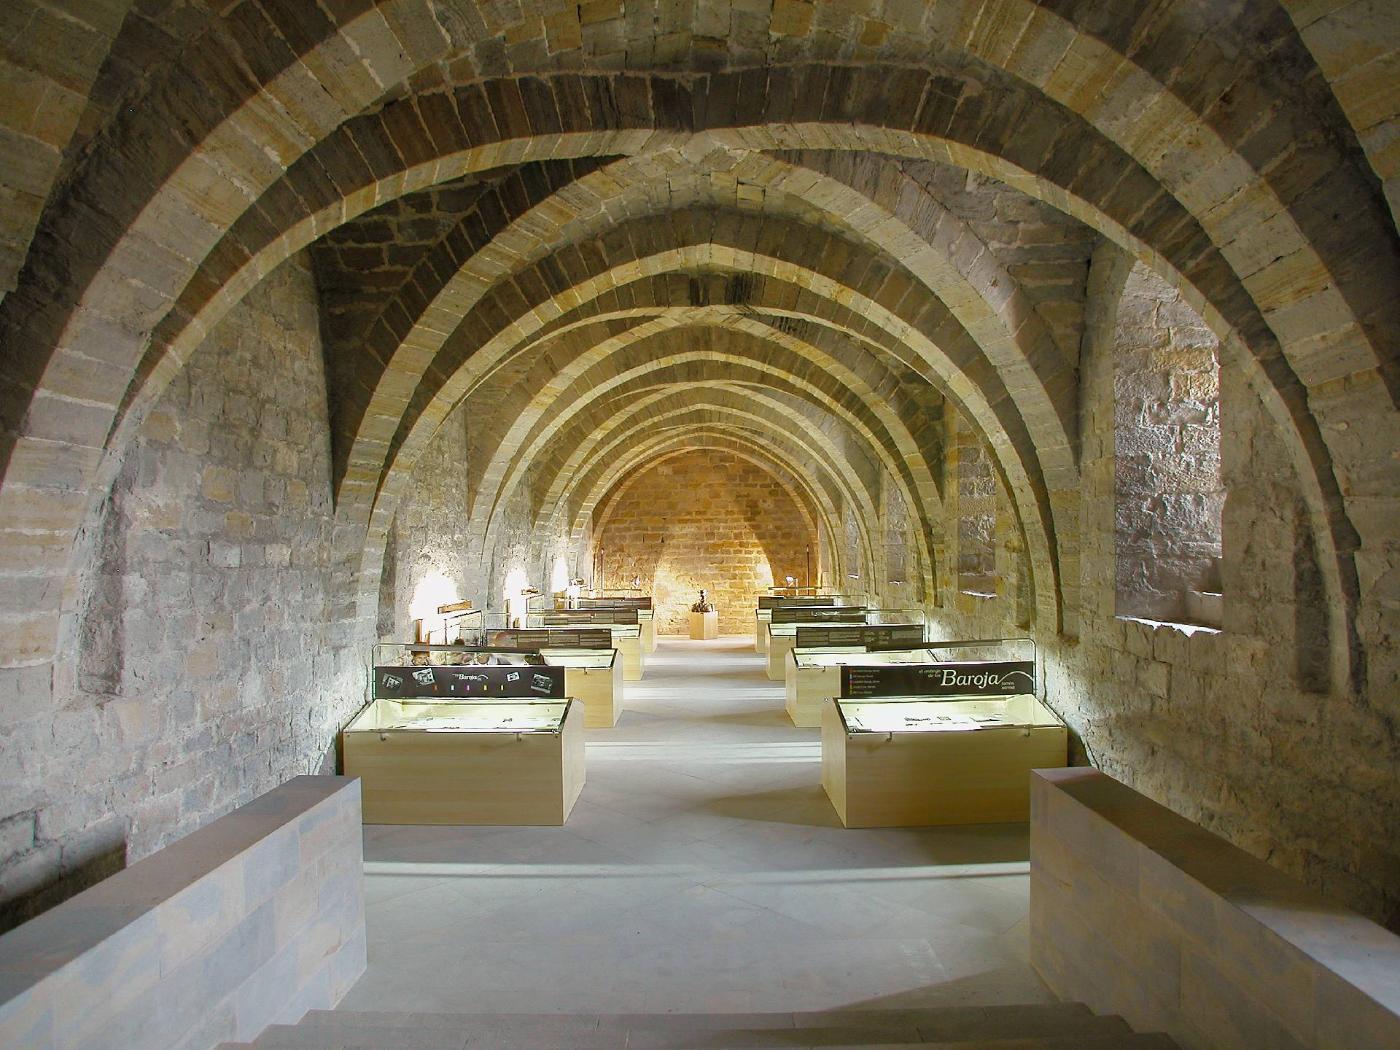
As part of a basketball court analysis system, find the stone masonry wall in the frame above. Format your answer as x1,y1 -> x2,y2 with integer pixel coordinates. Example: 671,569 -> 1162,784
926,244 -> 1399,926
1049,362 -> 1398,927
955,414 -> 998,596
595,450 -> 817,634
1113,262 -> 1224,623
378,407 -> 474,642
0,255 -> 368,929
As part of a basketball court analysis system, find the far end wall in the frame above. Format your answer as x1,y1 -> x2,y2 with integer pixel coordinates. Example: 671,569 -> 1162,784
593,450 -> 818,634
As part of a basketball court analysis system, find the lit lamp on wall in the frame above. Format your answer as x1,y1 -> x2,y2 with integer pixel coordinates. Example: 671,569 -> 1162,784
503,567 -> 531,630
408,572 -> 460,643
550,555 -> 570,596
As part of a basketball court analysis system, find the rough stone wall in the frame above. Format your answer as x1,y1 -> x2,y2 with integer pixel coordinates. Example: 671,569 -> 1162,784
1113,263 -> 1224,623
1,255 -> 367,928
377,408 -> 474,642
841,500 -> 863,589
1043,244 -> 1398,927
884,481 -> 909,589
595,450 -> 816,634
916,246 -> 1399,924
954,414 -> 997,596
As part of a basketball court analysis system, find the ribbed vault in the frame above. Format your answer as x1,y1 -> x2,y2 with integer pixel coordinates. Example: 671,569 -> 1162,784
3,40 -> 1388,676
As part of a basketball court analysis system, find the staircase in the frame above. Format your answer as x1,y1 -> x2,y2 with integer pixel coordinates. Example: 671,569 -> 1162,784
218,1002 -> 1178,1048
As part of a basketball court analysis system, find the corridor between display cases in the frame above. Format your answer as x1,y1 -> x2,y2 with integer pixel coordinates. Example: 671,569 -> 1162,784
346,636 -> 1043,1016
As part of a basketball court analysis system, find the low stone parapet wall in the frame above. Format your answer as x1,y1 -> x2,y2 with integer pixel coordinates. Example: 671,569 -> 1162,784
1030,767 -> 1399,1050
0,775 -> 365,1049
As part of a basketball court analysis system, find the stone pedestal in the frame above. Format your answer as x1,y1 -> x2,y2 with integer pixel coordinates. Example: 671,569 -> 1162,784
689,610 -> 718,639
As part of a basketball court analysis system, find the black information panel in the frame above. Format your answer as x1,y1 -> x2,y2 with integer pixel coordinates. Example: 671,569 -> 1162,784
489,628 -> 614,650
757,595 -> 844,610
840,660 -> 1036,699
544,609 -> 639,626
771,606 -> 867,625
375,664 -> 567,699
795,624 -> 924,648
579,596 -> 652,611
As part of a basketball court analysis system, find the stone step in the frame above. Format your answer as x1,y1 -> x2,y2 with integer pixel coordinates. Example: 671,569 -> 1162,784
225,1033 -> 1177,1050
293,1001 -> 1107,1039
222,1004 -> 1177,1050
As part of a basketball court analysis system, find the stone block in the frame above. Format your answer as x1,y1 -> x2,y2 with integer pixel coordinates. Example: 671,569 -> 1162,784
1031,770 -> 1400,1050
0,776 -> 363,1049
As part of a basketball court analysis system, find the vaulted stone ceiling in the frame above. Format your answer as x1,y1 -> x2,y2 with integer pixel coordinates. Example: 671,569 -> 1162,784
6,1 -> 1393,649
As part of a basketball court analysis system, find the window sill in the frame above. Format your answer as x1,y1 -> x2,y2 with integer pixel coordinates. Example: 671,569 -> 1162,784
1117,615 -> 1221,637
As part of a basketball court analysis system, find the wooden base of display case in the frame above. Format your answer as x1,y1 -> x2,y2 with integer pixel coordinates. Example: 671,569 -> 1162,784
785,659 -> 837,727
766,633 -> 795,680
346,701 -> 585,826
617,635 -> 644,681
639,610 -> 656,653
565,660 -> 624,728
821,698 -> 1066,827
754,611 -> 770,653
689,610 -> 718,639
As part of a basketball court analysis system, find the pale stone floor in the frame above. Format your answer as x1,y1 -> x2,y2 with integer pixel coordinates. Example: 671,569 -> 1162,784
342,638 -> 1051,1015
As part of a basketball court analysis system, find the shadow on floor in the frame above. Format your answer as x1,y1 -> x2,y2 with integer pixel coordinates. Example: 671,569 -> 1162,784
700,708 -> 797,728
704,785 -> 844,828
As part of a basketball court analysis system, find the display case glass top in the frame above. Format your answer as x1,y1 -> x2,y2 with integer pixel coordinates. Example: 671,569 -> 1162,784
756,592 -> 866,610
487,627 -> 614,650
769,608 -> 920,634
424,608 -> 484,646
835,695 -> 1057,734
346,699 -> 571,734
535,609 -> 640,630
793,647 -> 940,668
793,623 -> 925,648
538,649 -> 615,668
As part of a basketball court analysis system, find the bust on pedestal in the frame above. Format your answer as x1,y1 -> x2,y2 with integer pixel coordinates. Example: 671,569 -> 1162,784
689,589 -> 718,639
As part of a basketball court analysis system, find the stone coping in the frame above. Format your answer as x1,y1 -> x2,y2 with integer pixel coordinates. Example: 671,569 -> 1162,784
1034,768 -> 1399,1022
0,776 -> 354,1001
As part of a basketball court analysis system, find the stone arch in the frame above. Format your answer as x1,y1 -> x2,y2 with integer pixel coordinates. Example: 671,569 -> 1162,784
465,320 -> 942,566
487,363 -> 930,595
579,434 -> 830,553
584,445 -> 825,627
544,396 -> 884,586
0,49 -> 1388,688
362,240 -> 1057,634
567,427 -> 863,590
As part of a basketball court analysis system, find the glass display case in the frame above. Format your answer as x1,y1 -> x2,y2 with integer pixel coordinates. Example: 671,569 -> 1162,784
348,698 -> 569,734
752,593 -> 865,654
575,596 -> 654,653
786,644 -> 935,727
532,610 -> 644,681
463,634 -> 624,730
423,607 -> 485,646
765,608 -> 921,681
343,651 -> 585,826
819,646 -> 1065,828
